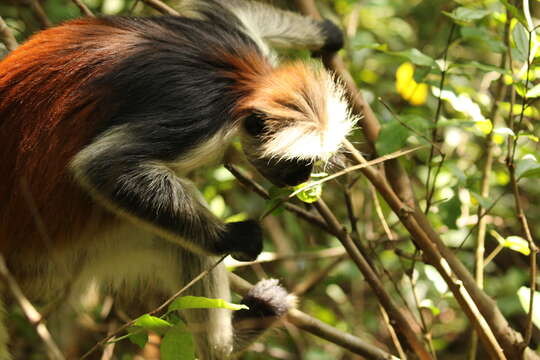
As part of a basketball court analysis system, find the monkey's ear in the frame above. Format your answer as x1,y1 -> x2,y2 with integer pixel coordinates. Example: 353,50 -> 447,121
244,113 -> 267,137
317,19 -> 344,54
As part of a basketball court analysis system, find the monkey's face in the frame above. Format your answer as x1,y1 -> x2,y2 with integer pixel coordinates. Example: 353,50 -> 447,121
241,113 -> 313,187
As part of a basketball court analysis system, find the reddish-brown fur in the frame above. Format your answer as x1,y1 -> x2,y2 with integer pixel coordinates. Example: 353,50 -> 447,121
0,19 -> 139,255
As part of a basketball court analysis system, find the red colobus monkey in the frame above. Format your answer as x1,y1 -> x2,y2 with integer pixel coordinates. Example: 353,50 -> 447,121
0,0 -> 355,358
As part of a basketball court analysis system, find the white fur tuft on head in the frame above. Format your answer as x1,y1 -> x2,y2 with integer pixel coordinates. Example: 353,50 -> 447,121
260,75 -> 357,162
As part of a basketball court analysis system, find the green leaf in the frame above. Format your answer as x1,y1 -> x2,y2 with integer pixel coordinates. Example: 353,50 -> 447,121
526,83 -> 540,98
168,296 -> 248,313
439,194 -> 461,230
443,7 -> 490,24
294,181 -> 322,203
161,324 -> 195,360
470,191 -> 493,209
376,116 -> 430,155
133,314 -> 172,334
460,27 -> 507,53
376,120 -> 408,156
503,236 -> 530,255
127,328 -> 148,349
512,23 -> 530,62
516,157 -> 540,179
517,286 -> 540,330
391,48 -> 435,67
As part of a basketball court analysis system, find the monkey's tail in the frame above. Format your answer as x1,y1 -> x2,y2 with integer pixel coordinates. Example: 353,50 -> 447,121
232,279 -> 295,355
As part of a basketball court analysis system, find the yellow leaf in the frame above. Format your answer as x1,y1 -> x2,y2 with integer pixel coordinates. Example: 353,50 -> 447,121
474,119 -> 493,134
396,62 -> 428,106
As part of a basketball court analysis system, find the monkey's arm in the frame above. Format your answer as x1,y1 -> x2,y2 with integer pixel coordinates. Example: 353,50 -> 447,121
223,0 -> 343,52
70,126 -> 261,260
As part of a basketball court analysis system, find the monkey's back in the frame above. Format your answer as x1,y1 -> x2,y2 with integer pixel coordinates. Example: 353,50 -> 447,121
0,15 -> 267,256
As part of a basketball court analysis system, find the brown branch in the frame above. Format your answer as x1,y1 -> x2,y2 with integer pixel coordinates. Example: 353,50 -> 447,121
229,273 -> 400,360
0,254 -> 65,360
0,15 -> 18,51
71,0 -> 94,17
313,199 -> 433,359
343,140 -> 524,360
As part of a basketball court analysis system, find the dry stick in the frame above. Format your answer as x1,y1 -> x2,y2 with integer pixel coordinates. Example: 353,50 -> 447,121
27,0 -> 52,28
141,0 -> 178,15
379,305 -> 407,360
469,17 -> 510,360
0,255 -> 65,360
313,199 -> 432,360
229,273 -> 399,360
81,254 -> 227,360
0,15 -> 18,51
71,0 -> 94,17
343,140 -> 513,360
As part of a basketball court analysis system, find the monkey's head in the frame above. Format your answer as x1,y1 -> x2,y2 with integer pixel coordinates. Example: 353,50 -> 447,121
239,62 -> 356,187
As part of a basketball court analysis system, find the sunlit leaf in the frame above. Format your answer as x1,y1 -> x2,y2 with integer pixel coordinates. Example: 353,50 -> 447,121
133,315 -> 172,333
517,287 -> 540,330
503,236 -> 530,255
294,182 -> 322,203
168,296 -> 248,312
474,119 -> 493,134
526,83 -> 540,98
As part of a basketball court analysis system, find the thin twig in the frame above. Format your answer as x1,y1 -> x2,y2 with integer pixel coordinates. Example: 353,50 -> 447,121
425,23 -> 455,214
313,199 -> 432,359
470,14 -> 510,360
343,140 -> 508,360
0,254 -> 65,360
81,255 -> 227,359
71,0 -> 94,17
141,0 -> 178,15
27,0 -> 53,28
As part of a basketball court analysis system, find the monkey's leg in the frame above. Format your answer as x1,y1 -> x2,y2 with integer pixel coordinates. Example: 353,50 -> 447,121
70,126 -> 261,261
179,252 -> 234,360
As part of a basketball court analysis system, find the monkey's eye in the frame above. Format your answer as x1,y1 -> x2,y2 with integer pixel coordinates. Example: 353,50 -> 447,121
244,113 -> 266,137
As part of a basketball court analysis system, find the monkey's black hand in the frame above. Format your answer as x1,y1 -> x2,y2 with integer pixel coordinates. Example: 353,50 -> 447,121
218,220 -> 263,262
319,19 -> 344,54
